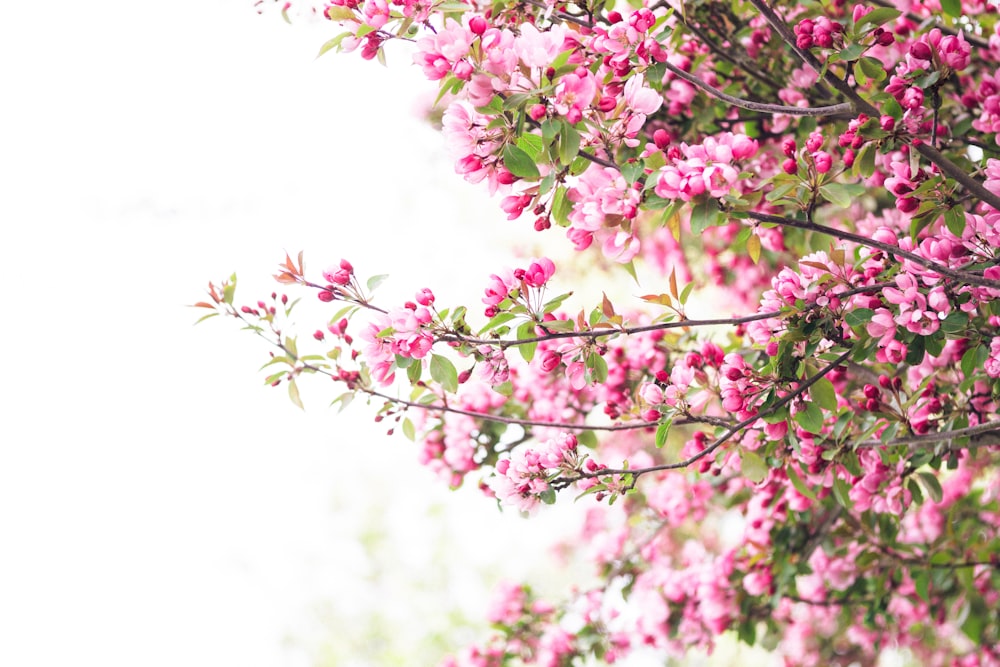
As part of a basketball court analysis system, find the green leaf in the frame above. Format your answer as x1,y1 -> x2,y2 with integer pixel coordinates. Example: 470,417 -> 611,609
516,321 -> 538,363
810,377 -> 839,412
741,450 -> 768,483
917,471 -> 944,504
288,379 -> 304,410
832,477 -> 852,508
558,122 -> 581,166
856,7 -> 901,31
620,160 -> 644,185
516,133 -> 545,161
944,205 -> 966,237
542,291 -> 573,314
502,144 -> 541,180
317,31 -> 353,57
795,402 -> 825,435
857,56 -> 887,82
367,274 -> 389,292
478,311 -> 517,335
331,391 -> 354,413
914,570 -> 930,603
845,308 -> 874,328
819,183 -> 864,208
654,420 -> 671,448
689,198 -> 723,234
586,351 -> 608,384
786,463 -> 818,501
402,418 -> 416,441
551,185 -> 572,226
940,0 -> 961,17
746,232 -> 762,264
430,354 -> 459,393
839,43 -> 865,61
492,380 -> 513,397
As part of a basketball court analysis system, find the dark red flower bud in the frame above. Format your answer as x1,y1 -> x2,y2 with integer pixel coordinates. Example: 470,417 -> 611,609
909,41 -> 933,61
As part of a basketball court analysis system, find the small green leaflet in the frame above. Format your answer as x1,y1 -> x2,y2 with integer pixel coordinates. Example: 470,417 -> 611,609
794,402 -> 825,435
430,354 -> 459,393
809,377 -> 838,412
741,450 -> 768,483
940,0 -> 961,17
503,144 -> 540,180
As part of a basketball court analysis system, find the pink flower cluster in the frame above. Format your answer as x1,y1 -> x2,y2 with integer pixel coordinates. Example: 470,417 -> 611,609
488,433 -> 602,513
358,297 -> 435,385
481,257 -> 556,317
654,132 -> 759,202
793,15 -> 844,50
565,165 -> 643,263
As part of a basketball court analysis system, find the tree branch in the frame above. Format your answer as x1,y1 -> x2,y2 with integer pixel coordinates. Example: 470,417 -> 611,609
662,60 -> 854,117
745,0 -> 1000,212
574,348 -> 853,480
744,211 -> 1000,289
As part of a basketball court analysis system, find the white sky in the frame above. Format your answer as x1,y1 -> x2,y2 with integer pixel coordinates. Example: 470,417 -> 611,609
0,2 -> 588,666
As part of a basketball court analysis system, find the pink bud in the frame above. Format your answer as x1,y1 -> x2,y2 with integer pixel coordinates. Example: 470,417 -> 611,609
469,15 -> 488,36
653,129 -> 670,150
782,158 -> 798,175
597,96 -> 617,112
909,41 -> 933,61
415,288 -> 435,306
813,151 -> 833,173
896,196 -> 919,213
880,115 -> 895,131
453,60 -> 473,81
495,168 -> 516,185
876,30 -> 895,47
317,289 -> 335,302
781,137 -> 797,157
528,104 -> 547,121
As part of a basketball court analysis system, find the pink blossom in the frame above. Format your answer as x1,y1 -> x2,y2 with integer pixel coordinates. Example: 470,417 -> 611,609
554,70 -> 597,123
522,257 -> 555,287
623,74 -> 663,115
482,268 -> 516,307
513,23 -> 566,69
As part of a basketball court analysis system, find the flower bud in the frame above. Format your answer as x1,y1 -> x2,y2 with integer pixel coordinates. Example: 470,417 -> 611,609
813,151 -> 833,173
469,15 -> 488,36
909,41 -> 933,61
781,137 -> 797,157
782,158 -> 798,175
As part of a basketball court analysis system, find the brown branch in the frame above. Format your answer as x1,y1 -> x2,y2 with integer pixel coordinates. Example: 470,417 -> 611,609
573,348 -> 853,480
662,60 -> 854,117
745,211 -> 1000,289
854,419 -> 1000,449
868,0 -> 990,50
438,309 -> 785,348
366,388 -> 734,432
745,0 -> 1000,212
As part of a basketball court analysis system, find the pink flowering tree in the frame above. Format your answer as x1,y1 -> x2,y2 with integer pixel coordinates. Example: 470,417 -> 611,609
201,0 -> 1000,663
